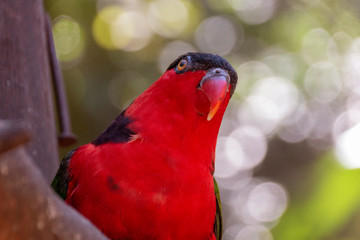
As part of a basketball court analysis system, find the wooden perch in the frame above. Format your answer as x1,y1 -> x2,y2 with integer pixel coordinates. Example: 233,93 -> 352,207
0,140 -> 109,240
0,120 -> 31,154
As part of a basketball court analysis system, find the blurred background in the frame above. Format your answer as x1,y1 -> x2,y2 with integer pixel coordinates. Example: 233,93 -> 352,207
45,0 -> 360,239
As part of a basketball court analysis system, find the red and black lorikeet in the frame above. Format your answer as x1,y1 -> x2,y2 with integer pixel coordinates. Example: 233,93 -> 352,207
52,52 -> 238,240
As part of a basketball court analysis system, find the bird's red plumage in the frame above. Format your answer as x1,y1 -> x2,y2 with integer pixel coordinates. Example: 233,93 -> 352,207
64,56 -> 234,239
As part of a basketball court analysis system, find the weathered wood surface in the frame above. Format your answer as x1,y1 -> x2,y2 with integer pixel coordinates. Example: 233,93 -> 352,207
0,121 -> 109,240
0,0 -> 58,182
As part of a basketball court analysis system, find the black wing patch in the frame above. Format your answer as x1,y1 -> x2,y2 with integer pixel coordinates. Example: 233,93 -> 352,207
213,177 -> 223,240
92,110 -> 135,146
51,149 -> 76,200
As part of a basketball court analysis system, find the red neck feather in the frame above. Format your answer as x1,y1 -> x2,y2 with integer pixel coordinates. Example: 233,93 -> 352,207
125,69 -> 231,169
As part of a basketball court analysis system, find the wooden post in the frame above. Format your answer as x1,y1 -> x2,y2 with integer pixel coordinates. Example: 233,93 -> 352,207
0,0 -> 58,183
0,1 -> 109,239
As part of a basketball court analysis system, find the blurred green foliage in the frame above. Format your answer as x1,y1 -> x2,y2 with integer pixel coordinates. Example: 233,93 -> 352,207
273,152 -> 360,240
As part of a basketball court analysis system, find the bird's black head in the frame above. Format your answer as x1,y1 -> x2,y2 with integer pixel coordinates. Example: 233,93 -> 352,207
167,52 -> 238,96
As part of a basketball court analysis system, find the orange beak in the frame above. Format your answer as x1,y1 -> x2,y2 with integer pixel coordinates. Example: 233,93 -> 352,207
198,68 -> 230,121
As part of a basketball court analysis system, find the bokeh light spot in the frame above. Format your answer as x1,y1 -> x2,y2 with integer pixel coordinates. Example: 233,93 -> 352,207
247,182 -> 288,222
158,41 -> 196,72
147,0 -> 189,38
230,0 -> 278,25
195,16 -> 239,55
93,6 -> 123,50
96,0 -> 142,12
229,126 -> 267,170
332,110 -> 359,142
304,61 -> 342,103
263,53 -> 298,80
278,104 -> 315,143
302,28 -> 331,64
239,77 -> 299,135
216,171 -> 253,191
111,11 -> 153,51
346,92 -> 360,118
307,102 -> 336,150
93,5 -> 153,52
53,15 -> 85,63
236,225 -> 273,240
336,123 -> 360,169
222,224 -> 243,240
327,32 -> 353,65
342,38 -> 360,92
215,136 -> 245,178
235,61 -> 273,97
252,77 -> 299,121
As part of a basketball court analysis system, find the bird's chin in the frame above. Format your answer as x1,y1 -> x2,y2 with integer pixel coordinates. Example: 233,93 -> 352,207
195,88 -> 211,117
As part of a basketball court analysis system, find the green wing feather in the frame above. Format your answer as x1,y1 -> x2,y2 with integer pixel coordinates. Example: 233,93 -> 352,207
51,149 -> 76,199
213,177 -> 223,240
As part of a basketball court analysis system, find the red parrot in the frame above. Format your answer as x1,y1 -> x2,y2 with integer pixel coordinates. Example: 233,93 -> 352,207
52,52 -> 237,240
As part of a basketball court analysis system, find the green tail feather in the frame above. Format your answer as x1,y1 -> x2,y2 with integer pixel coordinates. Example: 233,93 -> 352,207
213,177 -> 223,240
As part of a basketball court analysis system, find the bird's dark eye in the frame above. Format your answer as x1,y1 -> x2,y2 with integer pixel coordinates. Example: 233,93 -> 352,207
177,59 -> 188,71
